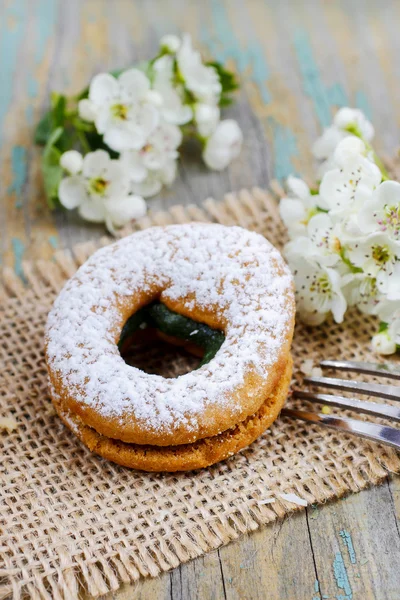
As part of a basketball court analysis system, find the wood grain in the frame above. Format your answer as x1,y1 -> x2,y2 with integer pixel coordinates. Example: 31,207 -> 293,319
2,1 -> 400,599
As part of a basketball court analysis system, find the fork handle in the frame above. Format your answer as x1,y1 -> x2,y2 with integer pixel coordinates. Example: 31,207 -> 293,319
282,408 -> 400,451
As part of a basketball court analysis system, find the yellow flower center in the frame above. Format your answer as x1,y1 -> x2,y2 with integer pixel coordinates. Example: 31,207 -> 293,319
88,177 -> 108,196
310,274 -> 332,297
301,207 -> 318,226
111,103 -> 128,120
372,244 -> 390,265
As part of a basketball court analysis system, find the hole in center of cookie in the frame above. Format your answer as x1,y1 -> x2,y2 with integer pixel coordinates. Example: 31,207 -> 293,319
120,333 -> 202,378
117,301 -> 224,378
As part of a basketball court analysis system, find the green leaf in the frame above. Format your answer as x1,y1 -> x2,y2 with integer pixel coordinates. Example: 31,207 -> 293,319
378,321 -> 389,333
219,96 -> 234,107
71,116 -> 96,132
34,93 -> 68,145
207,61 -> 239,92
51,92 -> 67,126
34,111 -> 53,145
207,61 -> 239,108
41,127 -> 64,209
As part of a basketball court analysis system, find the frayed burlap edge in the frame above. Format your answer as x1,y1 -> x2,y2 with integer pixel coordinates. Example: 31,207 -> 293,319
1,186 -> 400,600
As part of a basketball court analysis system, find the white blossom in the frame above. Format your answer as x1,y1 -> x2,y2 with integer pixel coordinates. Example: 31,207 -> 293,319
177,34 -> 221,103
80,69 -> 160,152
160,34 -> 181,54
307,212 -> 342,266
60,150 -> 83,175
152,55 -> 193,125
281,107 -> 400,344
341,273 -> 382,315
194,103 -> 220,137
371,331 -> 397,355
388,315 -> 400,345
130,160 -> 177,198
78,98 -> 97,122
319,139 -> 381,219
313,107 -> 374,162
279,176 -> 325,239
290,255 -> 347,324
345,232 -> 400,293
376,298 -> 400,324
334,107 -> 374,141
58,150 -> 146,230
202,119 -> 242,171
104,195 -> 146,234
121,121 -> 182,183
357,180 -> 400,241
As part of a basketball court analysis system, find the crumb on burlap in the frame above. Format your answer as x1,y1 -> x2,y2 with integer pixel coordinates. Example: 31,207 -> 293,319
0,416 -> 18,432
300,359 -> 322,378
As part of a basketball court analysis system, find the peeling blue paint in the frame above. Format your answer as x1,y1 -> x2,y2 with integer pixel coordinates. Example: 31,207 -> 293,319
8,146 -> 27,207
11,238 -> 26,280
0,0 -> 27,142
34,0 -> 59,63
48,235 -> 59,249
333,552 -> 352,600
327,83 -> 347,108
201,0 -> 271,102
339,530 -> 357,564
27,75 -> 38,98
355,91 -> 373,120
312,579 -> 322,600
25,105 -> 34,124
293,31 -> 348,127
269,119 -> 299,181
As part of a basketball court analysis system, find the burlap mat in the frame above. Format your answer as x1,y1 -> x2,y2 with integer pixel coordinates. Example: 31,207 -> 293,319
2,187 -> 400,600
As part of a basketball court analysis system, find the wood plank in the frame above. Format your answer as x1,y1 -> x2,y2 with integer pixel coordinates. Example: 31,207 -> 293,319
306,481 -> 400,600
104,512 -> 317,600
388,474 -> 400,528
217,512 -> 317,600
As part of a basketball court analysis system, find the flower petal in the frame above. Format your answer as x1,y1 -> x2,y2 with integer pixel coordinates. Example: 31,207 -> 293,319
131,174 -> 162,198
78,99 -> 97,122
89,73 -> 118,104
118,68 -> 150,100
286,176 -> 310,201
60,150 -> 83,175
78,198 -> 106,223
371,332 -> 396,355
160,34 -> 181,53
121,151 -> 148,182
160,160 -> 177,185
59,176 -> 86,209
312,126 -> 345,160
82,150 -> 111,178
105,195 -> 147,229
279,198 -> 306,232
137,104 -> 160,137
104,123 -> 146,152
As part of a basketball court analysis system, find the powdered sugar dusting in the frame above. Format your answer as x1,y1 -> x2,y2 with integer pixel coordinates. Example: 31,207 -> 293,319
46,224 -> 293,437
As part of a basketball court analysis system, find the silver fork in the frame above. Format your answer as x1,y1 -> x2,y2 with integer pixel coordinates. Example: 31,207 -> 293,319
282,360 -> 400,450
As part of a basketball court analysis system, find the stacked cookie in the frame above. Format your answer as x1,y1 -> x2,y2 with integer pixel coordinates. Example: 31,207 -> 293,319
46,224 -> 295,472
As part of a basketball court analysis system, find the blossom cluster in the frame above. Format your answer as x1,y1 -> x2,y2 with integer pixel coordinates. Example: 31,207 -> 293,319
280,107 -> 400,355
36,34 -> 242,233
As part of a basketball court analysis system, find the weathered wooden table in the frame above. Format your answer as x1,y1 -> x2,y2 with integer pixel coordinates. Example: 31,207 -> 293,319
1,1 -> 400,598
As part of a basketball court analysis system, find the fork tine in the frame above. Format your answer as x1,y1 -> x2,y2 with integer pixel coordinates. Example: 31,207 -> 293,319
320,360 -> 400,380
282,408 -> 400,451
293,390 -> 400,422
304,376 -> 400,402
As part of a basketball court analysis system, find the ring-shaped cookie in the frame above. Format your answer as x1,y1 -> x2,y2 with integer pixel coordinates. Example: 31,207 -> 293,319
45,224 -> 295,447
